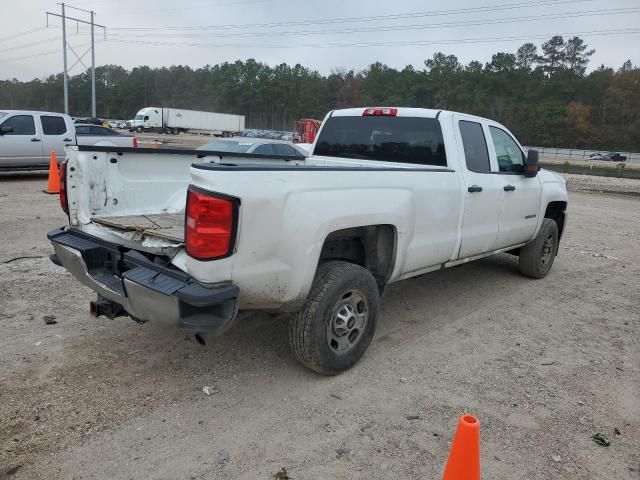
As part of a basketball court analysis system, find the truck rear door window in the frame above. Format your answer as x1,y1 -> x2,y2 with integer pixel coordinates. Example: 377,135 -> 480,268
459,120 -> 490,173
314,116 -> 447,166
41,115 -> 67,135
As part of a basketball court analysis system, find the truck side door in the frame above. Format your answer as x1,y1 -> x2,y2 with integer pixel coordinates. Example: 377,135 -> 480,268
454,116 -> 503,258
486,125 -> 542,249
39,114 -> 73,161
0,114 -> 44,167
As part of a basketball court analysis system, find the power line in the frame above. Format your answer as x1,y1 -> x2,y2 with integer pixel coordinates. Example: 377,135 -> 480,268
105,7 -> 640,40
0,26 -> 47,43
0,32 -> 82,54
0,41 -> 95,64
104,28 -> 640,50
109,0 -> 595,31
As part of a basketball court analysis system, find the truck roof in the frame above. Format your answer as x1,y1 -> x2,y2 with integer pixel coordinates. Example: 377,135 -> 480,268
330,107 -> 492,124
0,109 -> 71,117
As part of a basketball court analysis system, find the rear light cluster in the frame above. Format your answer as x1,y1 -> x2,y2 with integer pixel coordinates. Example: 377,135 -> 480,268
59,160 -> 69,214
132,137 -> 138,148
185,185 -> 239,260
363,107 -> 397,117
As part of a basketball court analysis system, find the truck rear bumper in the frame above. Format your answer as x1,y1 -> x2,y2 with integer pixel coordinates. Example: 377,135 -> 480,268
47,227 -> 239,331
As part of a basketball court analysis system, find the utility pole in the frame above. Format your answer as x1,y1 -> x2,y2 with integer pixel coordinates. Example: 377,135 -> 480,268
90,10 -> 96,117
61,3 -> 68,114
47,4 -> 105,117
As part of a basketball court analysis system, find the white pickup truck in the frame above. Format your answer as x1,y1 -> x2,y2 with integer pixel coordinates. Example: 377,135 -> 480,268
0,110 -> 136,170
48,107 -> 567,375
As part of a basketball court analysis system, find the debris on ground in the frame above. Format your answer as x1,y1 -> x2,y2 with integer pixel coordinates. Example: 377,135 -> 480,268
614,427 -> 621,435
552,455 -> 561,462
202,386 -> 218,396
5,465 -> 22,476
592,433 -> 611,447
406,415 -> 421,421
272,467 -> 290,479
335,447 -> 350,458
43,315 -> 57,325
217,450 -> 229,465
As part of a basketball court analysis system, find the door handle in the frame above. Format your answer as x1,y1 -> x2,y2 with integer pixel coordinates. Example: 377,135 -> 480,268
504,185 -> 516,192
468,185 -> 483,193
63,138 -> 72,142
31,138 -> 41,142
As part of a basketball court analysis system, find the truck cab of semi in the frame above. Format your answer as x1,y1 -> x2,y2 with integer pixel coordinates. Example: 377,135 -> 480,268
130,107 -> 162,132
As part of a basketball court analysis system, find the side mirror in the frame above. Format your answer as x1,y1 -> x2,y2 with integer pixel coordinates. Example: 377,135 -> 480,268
524,149 -> 539,178
0,126 -> 13,135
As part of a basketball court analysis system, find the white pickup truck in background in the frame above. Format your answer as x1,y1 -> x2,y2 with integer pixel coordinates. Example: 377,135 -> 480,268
48,107 -> 568,375
0,110 -> 137,170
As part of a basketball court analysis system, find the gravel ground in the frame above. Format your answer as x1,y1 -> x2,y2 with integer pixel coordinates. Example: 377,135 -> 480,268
0,175 -> 639,479
563,173 -> 640,196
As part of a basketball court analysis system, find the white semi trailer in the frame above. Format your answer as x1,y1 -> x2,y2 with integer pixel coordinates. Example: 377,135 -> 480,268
130,107 -> 245,136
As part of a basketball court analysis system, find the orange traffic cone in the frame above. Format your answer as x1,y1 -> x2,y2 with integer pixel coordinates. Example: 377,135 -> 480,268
44,150 -> 60,194
442,415 -> 481,480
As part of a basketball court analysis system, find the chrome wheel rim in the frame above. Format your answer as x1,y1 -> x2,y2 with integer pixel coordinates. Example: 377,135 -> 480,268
326,289 -> 369,355
541,234 -> 555,266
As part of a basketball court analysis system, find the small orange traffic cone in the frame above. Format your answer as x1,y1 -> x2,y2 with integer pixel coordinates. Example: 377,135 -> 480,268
44,150 -> 60,194
442,415 -> 480,480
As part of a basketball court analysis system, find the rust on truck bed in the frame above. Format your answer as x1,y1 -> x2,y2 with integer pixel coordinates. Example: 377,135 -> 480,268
91,213 -> 185,243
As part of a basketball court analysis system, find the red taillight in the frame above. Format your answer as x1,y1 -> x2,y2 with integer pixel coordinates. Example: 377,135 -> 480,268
363,107 -> 397,117
185,185 -> 238,260
59,160 -> 69,214
132,137 -> 138,148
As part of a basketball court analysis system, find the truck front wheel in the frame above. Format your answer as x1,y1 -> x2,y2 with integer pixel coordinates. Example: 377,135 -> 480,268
519,218 -> 559,279
289,261 -> 379,375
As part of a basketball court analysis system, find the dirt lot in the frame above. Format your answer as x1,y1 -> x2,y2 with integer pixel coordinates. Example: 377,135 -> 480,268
1,174 -> 639,480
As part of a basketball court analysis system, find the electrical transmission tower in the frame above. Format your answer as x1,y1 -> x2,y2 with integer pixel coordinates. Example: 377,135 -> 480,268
46,3 -> 106,117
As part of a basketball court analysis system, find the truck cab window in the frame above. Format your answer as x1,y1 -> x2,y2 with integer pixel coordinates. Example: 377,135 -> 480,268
2,115 -> 36,135
489,126 -> 525,173
41,115 -> 67,135
459,120 -> 490,173
143,116 -> 149,121
315,116 -> 447,166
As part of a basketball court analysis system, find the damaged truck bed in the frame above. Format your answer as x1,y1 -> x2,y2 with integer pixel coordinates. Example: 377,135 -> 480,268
91,213 -> 185,243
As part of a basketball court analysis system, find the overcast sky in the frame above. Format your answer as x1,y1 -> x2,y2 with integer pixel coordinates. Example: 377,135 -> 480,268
2,0 -> 639,81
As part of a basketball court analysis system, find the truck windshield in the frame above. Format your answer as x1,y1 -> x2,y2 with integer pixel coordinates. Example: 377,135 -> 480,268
197,140 -> 252,153
314,116 -> 447,167
135,114 -> 143,120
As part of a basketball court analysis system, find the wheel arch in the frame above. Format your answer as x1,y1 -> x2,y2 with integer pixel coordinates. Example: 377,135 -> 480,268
544,201 -> 567,239
317,224 -> 397,289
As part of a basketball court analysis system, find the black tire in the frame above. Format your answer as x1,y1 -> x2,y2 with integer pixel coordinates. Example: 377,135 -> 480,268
289,261 -> 379,375
519,218 -> 559,279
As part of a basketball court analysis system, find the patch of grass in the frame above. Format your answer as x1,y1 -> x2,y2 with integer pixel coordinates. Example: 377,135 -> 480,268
542,162 -> 640,179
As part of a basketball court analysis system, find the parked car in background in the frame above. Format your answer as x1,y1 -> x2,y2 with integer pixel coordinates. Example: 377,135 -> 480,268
0,110 -> 136,170
75,117 -> 103,126
197,137 -> 307,157
75,124 -> 137,149
589,152 -> 627,161
606,152 -> 627,161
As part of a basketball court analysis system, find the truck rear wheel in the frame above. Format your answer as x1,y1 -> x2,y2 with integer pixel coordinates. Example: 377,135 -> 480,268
519,218 -> 559,279
289,261 -> 379,375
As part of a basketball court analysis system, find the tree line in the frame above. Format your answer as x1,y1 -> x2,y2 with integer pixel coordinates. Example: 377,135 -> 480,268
1,35 -> 638,150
